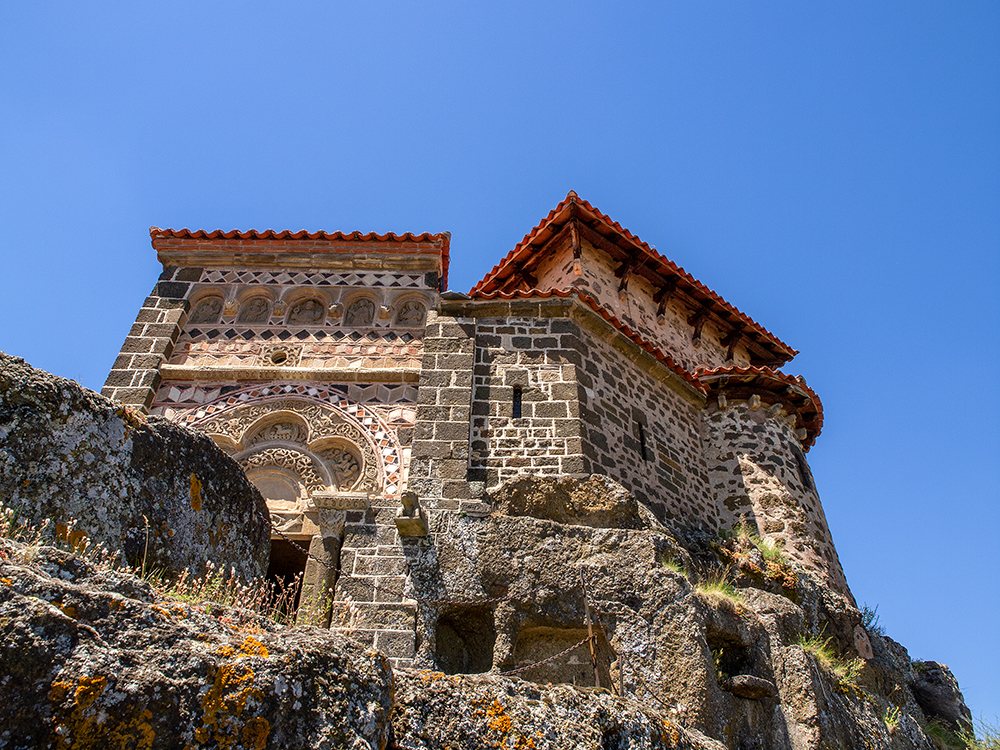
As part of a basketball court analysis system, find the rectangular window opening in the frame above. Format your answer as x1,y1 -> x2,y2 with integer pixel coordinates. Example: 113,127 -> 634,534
637,421 -> 649,461
512,386 -> 523,419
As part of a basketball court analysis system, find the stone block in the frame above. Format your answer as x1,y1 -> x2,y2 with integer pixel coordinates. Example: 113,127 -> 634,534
375,629 -> 416,658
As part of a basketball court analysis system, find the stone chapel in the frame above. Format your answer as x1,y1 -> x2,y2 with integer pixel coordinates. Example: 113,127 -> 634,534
104,192 -> 846,668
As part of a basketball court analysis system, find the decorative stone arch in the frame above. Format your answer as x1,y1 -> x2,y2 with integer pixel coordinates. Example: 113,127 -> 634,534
177,383 -> 404,502
341,290 -> 381,328
283,292 -> 329,327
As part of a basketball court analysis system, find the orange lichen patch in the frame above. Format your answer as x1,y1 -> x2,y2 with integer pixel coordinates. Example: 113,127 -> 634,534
116,404 -> 146,430
216,644 -> 237,658
239,636 -> 269,658
61,603 -> 78,619
659,718 -> 682,746
241,717 -> 270,750
48,680 -> 73,702
189,474 -> 203,511
74,676 -> 107,710
486,699 -> 512,734
417,670 -> 445,684
198,659 -> 267,749
1,577 -> 13,586
150,605 -> 173,619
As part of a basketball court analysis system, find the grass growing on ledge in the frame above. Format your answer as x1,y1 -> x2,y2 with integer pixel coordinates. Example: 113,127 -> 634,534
0,500 -> 327,628
796,631 -> 863,688
695,572 -> 744,607
657,552 -> 688,578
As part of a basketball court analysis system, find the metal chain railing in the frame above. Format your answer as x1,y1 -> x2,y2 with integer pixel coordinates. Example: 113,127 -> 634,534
262,508 -> 678,702
497,635 -> 595,677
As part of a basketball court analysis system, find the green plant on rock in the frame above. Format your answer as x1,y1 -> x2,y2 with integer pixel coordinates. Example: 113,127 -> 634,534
716,521 -> 797,592
695,571 -> 744,608
883,705 -> 902,734
861,603 -> 886,638
657,552 -> 688,578
796,630 -> 863,688
957,716 -> 1000,750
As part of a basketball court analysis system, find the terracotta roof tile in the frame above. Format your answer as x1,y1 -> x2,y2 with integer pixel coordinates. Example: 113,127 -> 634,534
150,227 -> 451,288
471,192 -> 796,364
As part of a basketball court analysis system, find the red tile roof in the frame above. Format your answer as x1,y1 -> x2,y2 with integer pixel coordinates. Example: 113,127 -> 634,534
473,286 -> 707,394
471,192 -> 796,365
695,365 -> 823,449
150,227 -> 451,289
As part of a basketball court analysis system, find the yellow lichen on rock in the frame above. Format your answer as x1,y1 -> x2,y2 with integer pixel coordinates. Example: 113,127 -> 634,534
74,675 -> 107,710
189,473 -> 203,511
239,636 -> 269,658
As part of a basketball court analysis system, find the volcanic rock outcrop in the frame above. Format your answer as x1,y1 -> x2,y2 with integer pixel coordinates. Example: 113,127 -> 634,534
0,351 -> 269,579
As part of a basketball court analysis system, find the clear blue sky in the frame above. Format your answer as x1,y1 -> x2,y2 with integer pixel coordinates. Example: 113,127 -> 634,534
2,0 -> 997,719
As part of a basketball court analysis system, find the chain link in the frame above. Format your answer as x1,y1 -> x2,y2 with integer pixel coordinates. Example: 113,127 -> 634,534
497,635 -> 595,677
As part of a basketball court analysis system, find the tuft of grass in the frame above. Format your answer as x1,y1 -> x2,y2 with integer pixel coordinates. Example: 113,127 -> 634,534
958,717 -> 1000,750
696,572 -> 744,607
796,631 -> 863,688
658,553 -> 688,578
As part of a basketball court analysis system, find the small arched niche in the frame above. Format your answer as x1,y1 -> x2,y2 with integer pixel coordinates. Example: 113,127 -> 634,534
242,411 -> 310,449
188,295 -> 224,325
310,437 -> 364,492
393,298 -> 428,327
285,297 -> 327,326
236,296 -> 273,324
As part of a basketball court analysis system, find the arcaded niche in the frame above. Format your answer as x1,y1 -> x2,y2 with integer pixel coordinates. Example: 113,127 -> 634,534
105,192 -> 849,666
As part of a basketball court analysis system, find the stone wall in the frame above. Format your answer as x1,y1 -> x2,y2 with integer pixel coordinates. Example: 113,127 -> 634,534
470,316 -> 586,487
570,317 -> 719,528
702,401 -> 850,596
102,266 -> 193,410
531,240 -> 755,373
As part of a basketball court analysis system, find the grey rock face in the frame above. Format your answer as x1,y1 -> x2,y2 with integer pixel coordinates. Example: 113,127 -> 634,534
486,473 -> 654,530
399,474 -> 967,750
0,351 -> 269,580
910,661 -> 973,733
392,670 -> 727,750
0,537 -> 393,750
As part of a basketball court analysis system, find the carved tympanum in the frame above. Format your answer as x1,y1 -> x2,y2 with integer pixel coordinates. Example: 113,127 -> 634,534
189,297 -> 223,324
237,298 -> 271,324
246,421 -> 308,447
344,299 -> 375,327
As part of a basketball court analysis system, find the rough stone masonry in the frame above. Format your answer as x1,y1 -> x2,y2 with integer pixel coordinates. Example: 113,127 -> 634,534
105,194 -> 853,667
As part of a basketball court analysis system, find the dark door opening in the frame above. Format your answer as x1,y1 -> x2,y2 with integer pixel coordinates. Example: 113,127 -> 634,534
266,537 -> 308,615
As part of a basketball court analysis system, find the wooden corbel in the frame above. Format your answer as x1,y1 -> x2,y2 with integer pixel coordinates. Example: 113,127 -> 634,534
688,307 -> 710,347
615,256 -> 638,299
654,277 -> 679,324
721,329 -> 743,362
570,220 -> 583,277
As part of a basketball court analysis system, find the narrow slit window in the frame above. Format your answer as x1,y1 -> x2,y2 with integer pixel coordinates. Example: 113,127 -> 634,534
512,386 -> 523,419
637,421 -> 649,461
